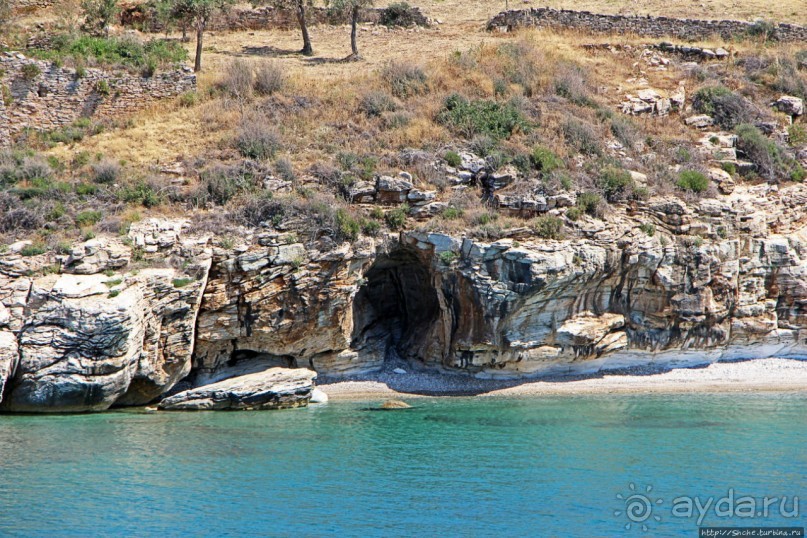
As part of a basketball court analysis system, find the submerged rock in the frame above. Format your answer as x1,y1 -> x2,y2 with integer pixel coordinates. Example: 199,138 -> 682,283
380,399 -> 412,409
158,368 -> 316,411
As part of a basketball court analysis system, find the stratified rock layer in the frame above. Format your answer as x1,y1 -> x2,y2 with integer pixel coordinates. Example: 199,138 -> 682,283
4,182 -> 807,411
158,368 -> 316,410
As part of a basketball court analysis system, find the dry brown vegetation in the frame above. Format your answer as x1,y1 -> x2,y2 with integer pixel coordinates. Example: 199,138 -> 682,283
3,0 -> 807,253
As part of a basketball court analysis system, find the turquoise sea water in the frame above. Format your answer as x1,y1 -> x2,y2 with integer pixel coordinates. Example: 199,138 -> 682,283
0,394 -> 805,537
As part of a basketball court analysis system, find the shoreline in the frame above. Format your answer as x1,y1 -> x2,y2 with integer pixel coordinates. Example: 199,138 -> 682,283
317,358 -> 807,400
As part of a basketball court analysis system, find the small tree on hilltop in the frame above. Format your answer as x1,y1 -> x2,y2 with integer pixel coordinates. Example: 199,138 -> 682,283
328,0 -> 373,60
253,0 -> 314,56
0,0 -> 11,33
81,0 -> 120,36
167,0 -> 233,72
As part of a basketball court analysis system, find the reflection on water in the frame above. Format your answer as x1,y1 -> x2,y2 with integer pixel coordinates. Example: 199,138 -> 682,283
0,393 -> 805,536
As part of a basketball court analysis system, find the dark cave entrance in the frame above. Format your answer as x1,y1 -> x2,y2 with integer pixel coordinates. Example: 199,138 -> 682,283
351,246 -> 441,364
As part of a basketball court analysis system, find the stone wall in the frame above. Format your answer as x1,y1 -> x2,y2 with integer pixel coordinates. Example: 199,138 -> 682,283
9,0 -> 54,12
486,8 -> 807,42
0,52 -> 195,146
121,4 -> 430,33
0,97 -> 9,145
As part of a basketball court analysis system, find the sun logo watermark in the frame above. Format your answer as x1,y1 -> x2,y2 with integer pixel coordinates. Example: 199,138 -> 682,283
614,483 -> 664,532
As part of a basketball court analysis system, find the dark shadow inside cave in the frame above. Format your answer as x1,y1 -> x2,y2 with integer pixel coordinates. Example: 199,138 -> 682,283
351,246 -> 441,364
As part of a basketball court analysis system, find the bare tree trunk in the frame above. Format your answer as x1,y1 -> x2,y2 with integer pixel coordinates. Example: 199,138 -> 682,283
349,5 -> 360,59
296,0 -> 313,56
194,24 -> 204,72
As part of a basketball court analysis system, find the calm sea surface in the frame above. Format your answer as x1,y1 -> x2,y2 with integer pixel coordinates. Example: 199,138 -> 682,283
0,394 -> 805,537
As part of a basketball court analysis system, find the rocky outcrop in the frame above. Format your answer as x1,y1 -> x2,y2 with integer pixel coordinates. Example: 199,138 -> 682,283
158,367 -> 316,410
7,181 -> 807,410
0,221 -> 211,412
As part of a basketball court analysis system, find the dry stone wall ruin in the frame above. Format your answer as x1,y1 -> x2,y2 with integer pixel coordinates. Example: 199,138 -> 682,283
0,52 -> 195,146
487,8 -> 807,41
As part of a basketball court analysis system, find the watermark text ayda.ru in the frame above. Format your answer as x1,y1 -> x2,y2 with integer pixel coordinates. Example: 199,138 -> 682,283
615,483 -> 800,531
672,489 -> 799,526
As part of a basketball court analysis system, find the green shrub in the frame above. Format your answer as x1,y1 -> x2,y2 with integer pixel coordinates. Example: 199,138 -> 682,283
21,242 -> 47,256
746,19 -> 778,41
444,150 -> 461,167
692,86 -> 733,115
736,123 -> 802,181
21,63 -> 41,80
639,223 -> 656,237
437,93 -> 530,140
566,206 -> 582,221
598,166 -> 634,202
178,91 -> 197,108
172,278 -> 194,288
721,162 -> 737,176
335,209 -> 361,242
676,170 -> 710,193
576,192 -> 602,216
531,146 -> 562,175
442,207 -> 463,220
438,251 -> 457,265
789,124 -> 807,147
362,219 -> 381,236
29,35 -> 186,71
75,210 -> 103,227
118,180 -> 162,207
532,215 -> 563,239
385,206 -> 408,230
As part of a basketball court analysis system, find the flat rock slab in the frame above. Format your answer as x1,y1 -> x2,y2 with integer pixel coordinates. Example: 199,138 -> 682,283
158,368 -> 317,411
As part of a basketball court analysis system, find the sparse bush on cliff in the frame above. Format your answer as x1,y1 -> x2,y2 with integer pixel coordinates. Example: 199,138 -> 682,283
576,192 -> 603,217
598,166 -> 634,202
676,170 -> 709,193
735,123 -> 803,182
531,215 -> 563,239
444,150 -> 461,168
531,146 -> 562,175
384,206 -> 408,230
194,163 -> 257,206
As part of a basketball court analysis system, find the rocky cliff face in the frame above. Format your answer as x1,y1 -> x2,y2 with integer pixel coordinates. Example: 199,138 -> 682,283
3,181 -> 807,410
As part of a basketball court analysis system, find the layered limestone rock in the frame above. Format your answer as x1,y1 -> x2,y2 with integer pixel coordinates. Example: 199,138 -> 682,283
193,236 -> 376,378
6,181 -> 807,411
0,222 -> 211,412
158,367 -> 316,410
